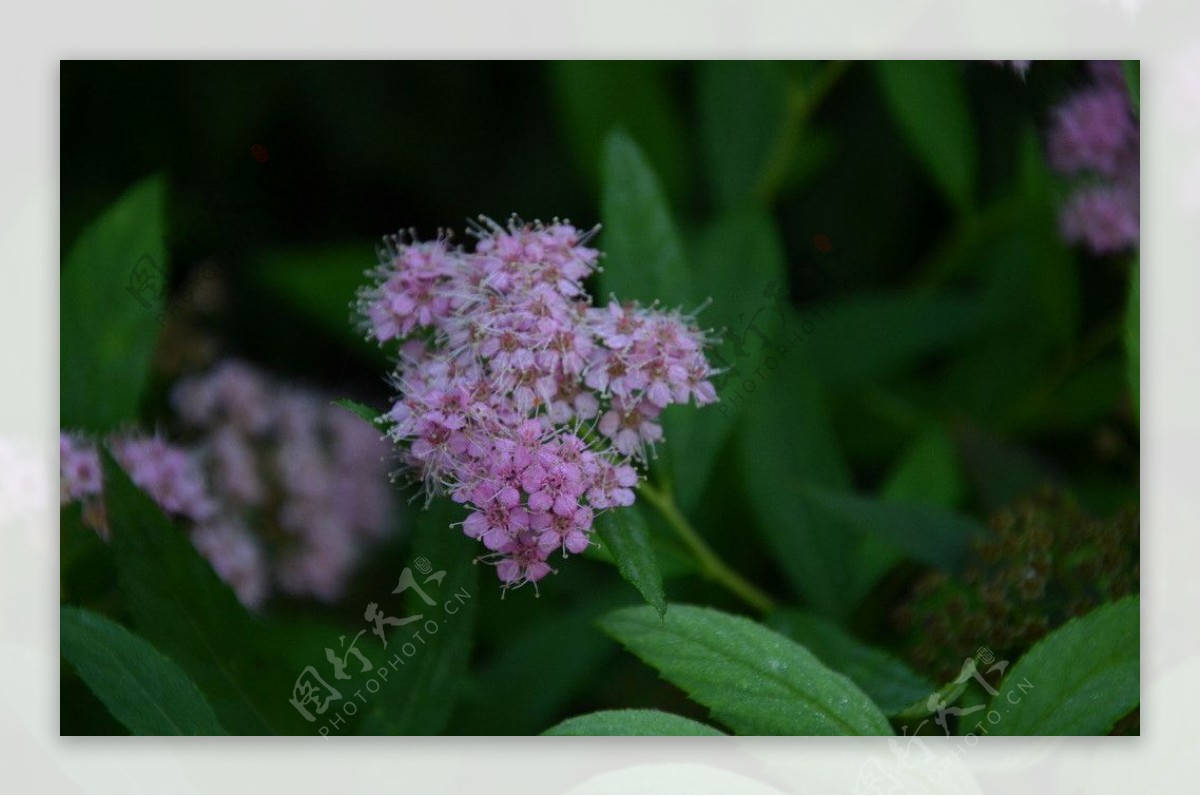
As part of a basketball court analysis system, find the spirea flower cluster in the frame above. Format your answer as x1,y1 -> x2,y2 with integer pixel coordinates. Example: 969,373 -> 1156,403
357,217 -> 717,588
1046,60 -> 1140,254
60,359 -> 397,609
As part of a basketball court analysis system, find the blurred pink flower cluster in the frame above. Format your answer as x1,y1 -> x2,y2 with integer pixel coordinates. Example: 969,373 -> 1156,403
1046,60 -> 1140,254
60,359 -> 398,609
357,217 -> 717,588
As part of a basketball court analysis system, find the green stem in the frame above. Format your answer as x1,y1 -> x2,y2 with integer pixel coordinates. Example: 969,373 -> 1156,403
638,481 -> 776,614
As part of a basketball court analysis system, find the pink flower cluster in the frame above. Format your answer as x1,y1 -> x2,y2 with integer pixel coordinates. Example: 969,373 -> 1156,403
1046,60 -> 1140,254
60,431 -> 213,541
357,217 -> 717,589
60,359 -> 398,609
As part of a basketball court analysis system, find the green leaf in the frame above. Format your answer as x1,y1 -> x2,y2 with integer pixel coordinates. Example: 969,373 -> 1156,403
738,340 -> 856,617
767,610 -> 934,716
797,485 -> 985,574
104,453 -> 305,735
359,498 -> 479,735
584,521 -> 697,579
875,61 -> 976,213
550,61 -> 691,205
332,398 -> 387,431
594,506 -> 667,617
448,590 -> 624,735
1122,60 -> 1140,116
600,604 -> 893,735
808,291 -> 984,388
61,174 -> 167,432
60,607 -> 226,736
882,424 -> 965,507
251,243 -> 386,368
1126,257 -> 1139,417
954,421 -> 1061,512
598,130 -> 694,309
698,61 -> 790,208
672,208 -> 787,510
543,709 -> 724,736
987,596 -> 1139,735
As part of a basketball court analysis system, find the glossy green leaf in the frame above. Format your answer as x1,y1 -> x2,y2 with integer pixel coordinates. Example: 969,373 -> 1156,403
598,130 -> 694,309
988,596 -> 1139,735
105,453 -> 305,735
698,61 -> 790,208
359,498 -> 479,735
600,604 -> 892,735
595,506 -> 667,617
61,606 -> 226,736
61,174 -> 167,432
875,61 -> 976,212
543,709 -> 724,736
550,61 -> 691,204
768,609 -> 935,716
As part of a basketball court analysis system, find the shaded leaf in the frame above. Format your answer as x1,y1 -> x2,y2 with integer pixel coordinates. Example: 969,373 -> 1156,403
697,61 -> 790,208
600,604 -> 892,735
883,424 -> 965,507
798,484 -> 986,573
449,590 -> 623,735
61,606 -> 226,736
543,709 -> 723,736
250,243 -> 386,368
61,174 -> 167,432
738,339 -> 856,617
550,61 -> 691,204
808,292 -> 984,388
358,498 -> 479,735
954,421 -> 1062,512
673,208 -> 786,510
875,61 -> 976,212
